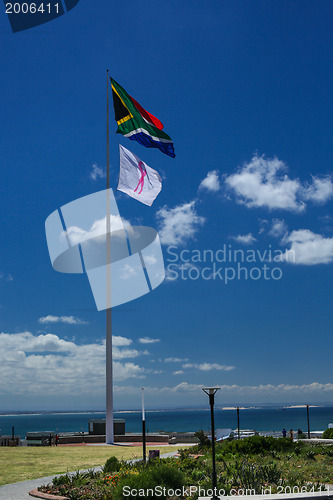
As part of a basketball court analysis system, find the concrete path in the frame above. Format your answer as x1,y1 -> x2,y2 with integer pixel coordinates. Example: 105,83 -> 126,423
0,474 -> 61,500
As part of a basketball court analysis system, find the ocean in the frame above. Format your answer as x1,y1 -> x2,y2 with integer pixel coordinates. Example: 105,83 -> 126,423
1,406 -> 333,439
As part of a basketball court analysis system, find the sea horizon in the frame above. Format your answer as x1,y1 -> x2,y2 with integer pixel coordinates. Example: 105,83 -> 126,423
0,402 -> 331,416
1,405 -> 333,439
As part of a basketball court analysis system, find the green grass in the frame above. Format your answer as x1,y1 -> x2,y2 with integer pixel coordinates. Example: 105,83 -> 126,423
0,445 -> 182,486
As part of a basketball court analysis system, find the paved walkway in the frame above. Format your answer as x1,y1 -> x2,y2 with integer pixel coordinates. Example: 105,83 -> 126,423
0,451 -> 178,500
0,474 -> 62,500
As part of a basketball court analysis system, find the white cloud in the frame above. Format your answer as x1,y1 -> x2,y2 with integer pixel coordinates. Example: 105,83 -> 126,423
163,382 -> 205,392
281,229 -> 333,265
120,264 -> 139,280
112,346 -> 141,359
156,201 -> 205,246
199,170 -> 220,192
90,163 -> 106,181
164,357 -> 189,363
0,332 -> 145,396
230,233 -> 257,245
144,255 -> 158,265
38,315 -> 88,325
0,272 -> 13,282
146,368 -> 163,375
319,215 -> 332,223
155,381 -> 333,394
65,215 -> 130,246
105,381 -> 333,404
302,177 -> 333,203
258,219 -> 269,234
112,336 -> 132,346
268,219 -> 288,238
182,362 -> 235,371
138,337 -> 160,344
112,336 -> 140,359
225,155 -> 333,212
173,370 -> 184,375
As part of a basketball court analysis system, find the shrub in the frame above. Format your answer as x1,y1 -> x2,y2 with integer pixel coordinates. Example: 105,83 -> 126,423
104,456 -> 121,472
194,430 -> 211,448
322,428 -> 333,439
217,435 -> 297,456
261,462 -> 283,485
306,450 -> 316,460
176,454 -> 198,472
53,470 -> 98,487
230,459 -> 283,492
324,446 -> 333,457
190,468 -> 208,482
113,462 -> 184,500
52,474 -> 72,486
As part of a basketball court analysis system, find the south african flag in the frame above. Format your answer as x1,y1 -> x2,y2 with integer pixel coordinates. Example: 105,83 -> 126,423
111,78 -> 175,158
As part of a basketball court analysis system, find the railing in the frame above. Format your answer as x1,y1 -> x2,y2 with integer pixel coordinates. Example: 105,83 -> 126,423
0,436 -> 20,446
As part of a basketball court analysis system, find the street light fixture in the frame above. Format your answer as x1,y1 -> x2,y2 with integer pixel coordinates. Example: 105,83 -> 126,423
203,387 -> 220,498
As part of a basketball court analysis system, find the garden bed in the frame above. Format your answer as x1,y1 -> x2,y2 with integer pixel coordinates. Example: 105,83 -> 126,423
36,436 -> 333,500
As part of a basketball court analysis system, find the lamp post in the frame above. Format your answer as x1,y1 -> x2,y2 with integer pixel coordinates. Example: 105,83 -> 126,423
306,405 -> 310,439
142,388 -> 146,462
237,407 -> 240,440
203,387 -> 220,498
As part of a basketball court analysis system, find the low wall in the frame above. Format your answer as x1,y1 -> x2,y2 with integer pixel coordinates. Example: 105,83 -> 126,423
169,432 -> 199,444
114,434 -> 169,443
58,433 -> 169,445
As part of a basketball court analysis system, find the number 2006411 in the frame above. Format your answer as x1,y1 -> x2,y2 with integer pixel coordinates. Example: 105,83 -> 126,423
5,3 -> 60,14
276,485 -> 327,494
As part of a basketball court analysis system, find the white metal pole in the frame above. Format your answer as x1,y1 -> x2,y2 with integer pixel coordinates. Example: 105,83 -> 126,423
142,387 -> 145,421
105,69 -> 114,445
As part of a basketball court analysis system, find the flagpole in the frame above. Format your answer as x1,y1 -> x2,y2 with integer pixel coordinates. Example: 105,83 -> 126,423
106,69 -> 114,445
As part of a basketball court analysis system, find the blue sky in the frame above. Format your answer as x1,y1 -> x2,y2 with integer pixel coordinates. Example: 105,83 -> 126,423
1,0 -> 333,411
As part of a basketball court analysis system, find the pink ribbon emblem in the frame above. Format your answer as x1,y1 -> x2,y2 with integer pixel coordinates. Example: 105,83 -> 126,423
134,161 -> 147,195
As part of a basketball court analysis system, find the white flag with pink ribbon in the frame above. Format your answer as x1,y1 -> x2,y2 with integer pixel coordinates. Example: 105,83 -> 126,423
118,144 -> 162,206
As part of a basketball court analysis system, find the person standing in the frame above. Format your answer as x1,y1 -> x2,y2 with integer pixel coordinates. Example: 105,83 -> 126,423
282,428 -> 287,438
290,429 -> 294,441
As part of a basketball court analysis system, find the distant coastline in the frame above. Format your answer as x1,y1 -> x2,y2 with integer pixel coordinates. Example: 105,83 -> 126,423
0,403 -> 330,416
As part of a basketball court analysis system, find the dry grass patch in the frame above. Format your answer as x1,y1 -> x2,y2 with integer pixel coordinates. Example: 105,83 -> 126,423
0,445 -> 182,485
